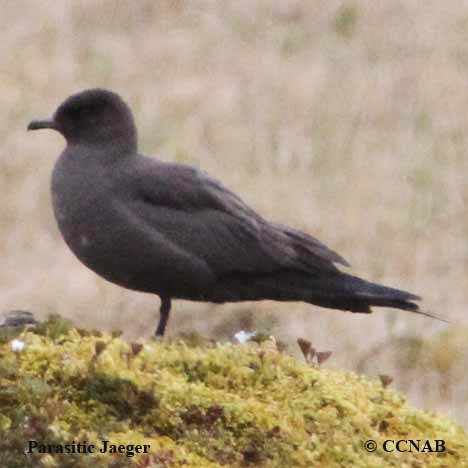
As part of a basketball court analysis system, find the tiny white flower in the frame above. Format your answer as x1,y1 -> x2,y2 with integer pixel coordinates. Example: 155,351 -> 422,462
11,339 -> 25,353
234,330 -> 256,344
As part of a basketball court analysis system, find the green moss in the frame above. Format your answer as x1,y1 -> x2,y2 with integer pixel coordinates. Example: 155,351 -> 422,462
0,317 -> 466,467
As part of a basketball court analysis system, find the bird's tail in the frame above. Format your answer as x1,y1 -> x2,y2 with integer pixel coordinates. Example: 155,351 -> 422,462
301,271 -> 447,321
310,271 -> 420,312
312,272 -> 448,323
213,269 -> 447,322
221,269 -> 447,322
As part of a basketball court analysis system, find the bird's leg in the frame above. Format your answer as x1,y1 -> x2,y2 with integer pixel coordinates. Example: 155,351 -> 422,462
155,297 -> 171,337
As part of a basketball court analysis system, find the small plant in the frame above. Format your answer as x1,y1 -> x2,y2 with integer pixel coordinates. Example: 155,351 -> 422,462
334,4 -> 359,39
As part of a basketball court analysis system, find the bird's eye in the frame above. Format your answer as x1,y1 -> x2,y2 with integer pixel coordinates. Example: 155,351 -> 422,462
66,107 -> 81,120
73,107 -> 95,124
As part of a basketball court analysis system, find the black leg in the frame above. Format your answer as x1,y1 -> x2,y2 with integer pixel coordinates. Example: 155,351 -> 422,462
155,297 -> 171,337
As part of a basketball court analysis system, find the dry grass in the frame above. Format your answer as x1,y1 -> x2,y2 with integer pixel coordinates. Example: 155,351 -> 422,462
1,1 -> 468,425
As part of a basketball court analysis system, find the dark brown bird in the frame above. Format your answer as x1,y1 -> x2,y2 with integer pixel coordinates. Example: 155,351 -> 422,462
27,89 -> 440,336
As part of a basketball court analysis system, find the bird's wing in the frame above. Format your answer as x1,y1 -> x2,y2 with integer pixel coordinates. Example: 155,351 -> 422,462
129,158 -> 347,277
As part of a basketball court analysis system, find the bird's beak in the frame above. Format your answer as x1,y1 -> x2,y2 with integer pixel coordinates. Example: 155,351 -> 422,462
27,118 -> 57,131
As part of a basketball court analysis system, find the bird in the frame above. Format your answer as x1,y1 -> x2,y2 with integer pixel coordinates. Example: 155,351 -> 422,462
27,88 -> 442,336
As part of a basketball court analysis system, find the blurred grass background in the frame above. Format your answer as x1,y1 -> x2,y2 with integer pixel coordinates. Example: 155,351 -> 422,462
1,1 -> 468,426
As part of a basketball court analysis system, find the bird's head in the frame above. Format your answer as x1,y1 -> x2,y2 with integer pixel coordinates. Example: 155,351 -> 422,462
28,88 -> 138,152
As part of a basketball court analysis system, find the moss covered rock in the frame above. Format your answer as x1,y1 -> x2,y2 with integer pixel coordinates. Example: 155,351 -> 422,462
0,316 -> 466,467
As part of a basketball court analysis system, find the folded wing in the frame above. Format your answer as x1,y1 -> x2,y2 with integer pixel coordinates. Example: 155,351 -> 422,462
131,157 -> 347,279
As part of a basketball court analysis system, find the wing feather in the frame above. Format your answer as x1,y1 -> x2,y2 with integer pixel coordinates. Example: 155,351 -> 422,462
129,157 -> 346,277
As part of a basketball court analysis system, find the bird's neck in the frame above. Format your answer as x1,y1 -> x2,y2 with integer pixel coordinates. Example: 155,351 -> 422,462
66,125 -> 138,155
65,139 -> 136,163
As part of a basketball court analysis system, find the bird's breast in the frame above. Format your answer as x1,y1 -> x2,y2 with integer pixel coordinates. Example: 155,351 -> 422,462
51,154 -> 124,274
